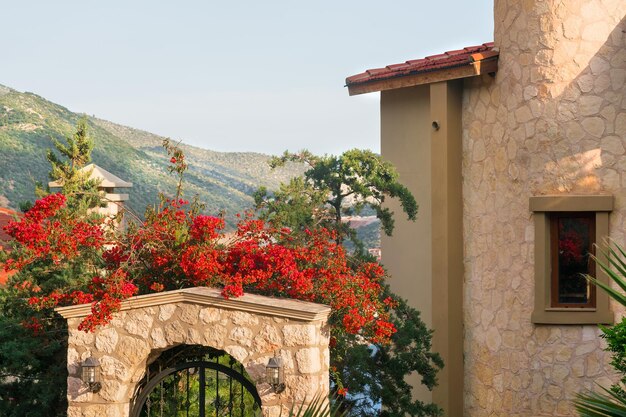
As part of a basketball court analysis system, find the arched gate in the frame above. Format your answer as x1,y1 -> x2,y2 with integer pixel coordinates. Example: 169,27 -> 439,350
130,346 -> 261,417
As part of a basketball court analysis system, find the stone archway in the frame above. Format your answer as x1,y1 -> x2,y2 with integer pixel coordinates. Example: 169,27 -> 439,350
56,287 -> 331,417
130,345 -> 261,417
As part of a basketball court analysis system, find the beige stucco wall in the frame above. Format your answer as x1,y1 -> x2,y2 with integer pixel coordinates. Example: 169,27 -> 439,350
381,85 -> 433,327
380,85 -> 433,403
462,1 -> 626,416
380,80 -> 465,415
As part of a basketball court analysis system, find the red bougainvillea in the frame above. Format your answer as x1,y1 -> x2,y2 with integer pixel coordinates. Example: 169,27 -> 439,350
4,193 -> 396,343
3,193 -> 106,270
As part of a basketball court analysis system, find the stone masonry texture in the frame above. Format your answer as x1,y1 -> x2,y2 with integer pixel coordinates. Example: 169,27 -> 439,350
64,299 -> 330,417
462,1 -> 626,416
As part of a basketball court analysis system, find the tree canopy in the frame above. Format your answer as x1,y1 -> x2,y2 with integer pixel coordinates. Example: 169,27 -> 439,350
255,149 -> 442,416
256,149 -> 417,252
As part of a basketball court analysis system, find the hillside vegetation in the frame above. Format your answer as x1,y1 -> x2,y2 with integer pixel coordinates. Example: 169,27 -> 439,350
0,84 -> 302,221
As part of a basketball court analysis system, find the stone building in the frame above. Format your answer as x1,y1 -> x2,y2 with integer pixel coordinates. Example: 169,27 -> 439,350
346,1 -> 625,416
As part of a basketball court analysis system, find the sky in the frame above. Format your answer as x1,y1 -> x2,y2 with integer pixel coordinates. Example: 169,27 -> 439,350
3,1 -> 493,155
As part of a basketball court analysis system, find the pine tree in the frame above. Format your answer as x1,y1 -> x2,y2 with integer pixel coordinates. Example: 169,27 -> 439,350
42,117 -> 102,211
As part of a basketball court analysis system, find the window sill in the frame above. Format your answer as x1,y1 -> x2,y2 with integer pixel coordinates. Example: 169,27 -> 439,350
532,309 -> 613,325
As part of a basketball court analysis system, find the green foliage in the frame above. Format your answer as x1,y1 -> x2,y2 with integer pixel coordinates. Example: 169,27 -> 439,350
266,149 -> 417,249
254,177 -> 330,237
575,386 -> 626,417
46,117 -> 93,182
335,291 -> 443,417
257,149 -> 441,417
283,394 -> 349,417
603,316 -> 626,385
587,242 -> 626,307
0,120 -> 108,417
0,286 -> 68,417
140,351 -> 259,417
587,240 -> 626,391
42,117 -> 103,211
576,240 -> 626,416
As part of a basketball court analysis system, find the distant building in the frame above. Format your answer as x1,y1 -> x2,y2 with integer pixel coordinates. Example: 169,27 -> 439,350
0,207 -> 19,285
368,247 -> 381,261
48,163 -> 132,221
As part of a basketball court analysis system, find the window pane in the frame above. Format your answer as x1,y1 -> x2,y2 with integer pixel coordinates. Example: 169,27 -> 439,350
556,215 -> 593,305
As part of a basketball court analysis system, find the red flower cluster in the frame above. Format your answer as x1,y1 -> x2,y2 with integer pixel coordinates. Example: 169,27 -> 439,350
4,193 -> 105,270
190,215 -> 224,241
76,271 -> 138,331
559,229 -> 585,265
4,195 -> 396,344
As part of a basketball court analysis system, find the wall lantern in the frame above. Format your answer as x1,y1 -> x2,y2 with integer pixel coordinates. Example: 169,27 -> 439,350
81,356 -> 102,393
266,355 -> 285,393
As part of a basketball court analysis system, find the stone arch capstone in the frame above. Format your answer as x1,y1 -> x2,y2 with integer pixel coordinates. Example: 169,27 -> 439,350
56,287 -> 331,417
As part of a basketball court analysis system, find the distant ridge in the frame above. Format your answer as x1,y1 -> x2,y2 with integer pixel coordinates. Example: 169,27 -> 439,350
0,84 -> 303,222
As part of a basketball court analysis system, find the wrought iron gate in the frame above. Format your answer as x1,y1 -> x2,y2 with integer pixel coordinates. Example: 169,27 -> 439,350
130,346 -> 261,417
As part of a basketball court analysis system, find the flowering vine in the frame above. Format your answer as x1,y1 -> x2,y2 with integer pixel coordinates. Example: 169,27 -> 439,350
3,156 -> 396,344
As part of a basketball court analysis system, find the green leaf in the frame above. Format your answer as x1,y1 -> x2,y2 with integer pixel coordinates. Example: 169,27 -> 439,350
282,394 -> 349,417
575,386 -> 626,416
587,241 -> 626,307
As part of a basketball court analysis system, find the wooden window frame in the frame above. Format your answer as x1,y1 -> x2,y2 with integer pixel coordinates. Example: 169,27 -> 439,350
530,195 -> 614,324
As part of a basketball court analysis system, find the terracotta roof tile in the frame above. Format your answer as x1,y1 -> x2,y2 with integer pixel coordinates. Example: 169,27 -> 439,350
463,46 -> 484,53
366,68 -> 389,76
425,53 -> 450,60
345,73 -> 371,84
405,58 -> 428,66
346,42 -> 497,87
0,270 -> 16,286
0,208 -> 19,250
386,63 -> 411,71
445,49 -> 468,56
0,208 -> 19,287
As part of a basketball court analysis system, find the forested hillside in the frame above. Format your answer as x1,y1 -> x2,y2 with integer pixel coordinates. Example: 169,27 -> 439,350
0,84 -> 302,222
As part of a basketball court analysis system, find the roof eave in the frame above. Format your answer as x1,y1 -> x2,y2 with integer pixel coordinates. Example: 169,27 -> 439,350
347,56 -> 498,96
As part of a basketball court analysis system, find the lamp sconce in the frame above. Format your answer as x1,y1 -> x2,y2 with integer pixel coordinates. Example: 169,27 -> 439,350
81,356 -> 102,393
266,355 -> 285,394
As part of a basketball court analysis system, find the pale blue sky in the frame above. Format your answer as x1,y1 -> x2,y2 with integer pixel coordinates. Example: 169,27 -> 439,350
3,1 -> 493,155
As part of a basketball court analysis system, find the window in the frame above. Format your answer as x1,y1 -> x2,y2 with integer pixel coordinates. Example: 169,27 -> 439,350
530,195 -> 613,324
550,212 -> 595,308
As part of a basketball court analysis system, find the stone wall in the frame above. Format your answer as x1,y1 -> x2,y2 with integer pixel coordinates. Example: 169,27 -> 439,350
462,1 -> 626,415
58,288 -> 331,417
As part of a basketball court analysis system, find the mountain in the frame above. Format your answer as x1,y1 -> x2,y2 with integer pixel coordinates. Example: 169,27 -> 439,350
0,84 -> 303,222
